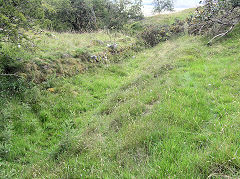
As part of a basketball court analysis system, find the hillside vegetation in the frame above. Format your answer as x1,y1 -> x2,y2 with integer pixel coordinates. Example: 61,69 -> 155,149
1,2 -> 240,178
142,8 -> 195,26
1,8 -> 240,177
0,31 -> 135,83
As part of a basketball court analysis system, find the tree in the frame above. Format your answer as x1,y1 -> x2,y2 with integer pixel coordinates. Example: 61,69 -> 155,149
0,0 -> 44,43
153,0 -> 174,13
107,0 -> 143,29
188,0 -> 240,44
43,0 -> 143,31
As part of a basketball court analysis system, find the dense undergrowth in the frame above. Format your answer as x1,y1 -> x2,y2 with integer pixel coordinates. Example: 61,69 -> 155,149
1,8 -> 240,178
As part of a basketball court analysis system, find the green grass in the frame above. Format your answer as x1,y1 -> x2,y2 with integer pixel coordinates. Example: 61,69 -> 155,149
1,24 -> 240,178
142,8 -> 195,26
34,31 -> 135,61
6,30 -> 136,83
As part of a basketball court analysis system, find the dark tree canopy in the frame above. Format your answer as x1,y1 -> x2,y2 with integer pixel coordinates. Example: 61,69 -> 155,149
43,0 -> 144,31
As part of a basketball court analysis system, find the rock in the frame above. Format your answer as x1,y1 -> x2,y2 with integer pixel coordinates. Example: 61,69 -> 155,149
43,65 -> 50,70
61,53 -> 72,59
90,55 -> 98,62
107,43 -> 118,51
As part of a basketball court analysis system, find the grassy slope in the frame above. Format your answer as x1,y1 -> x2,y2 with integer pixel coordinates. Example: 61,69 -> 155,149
142,8 -> 195,26
4,31 -> 135,83
1,14 -> 240,179
35,31 -> 135,60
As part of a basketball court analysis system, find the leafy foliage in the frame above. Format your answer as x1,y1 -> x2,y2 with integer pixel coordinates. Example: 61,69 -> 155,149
0,0 -> 143,79
139,19 -> 184,47
188,0 -> 240,44
140,25 -> 170,47
0,0 -> 44,78
153,0 -> 174,13
0,0 -> 43,43
43,0 -> 144,31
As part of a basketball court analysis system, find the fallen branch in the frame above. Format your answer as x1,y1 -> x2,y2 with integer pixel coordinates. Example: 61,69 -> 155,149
207,25 -> 235,45
0,73 -> 21,77
207,173 -> 231,179
199,24 -> 206,34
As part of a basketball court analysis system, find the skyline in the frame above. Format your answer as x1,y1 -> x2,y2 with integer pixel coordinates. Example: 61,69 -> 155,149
142,0 -> 201,16
142,0 -> 201,8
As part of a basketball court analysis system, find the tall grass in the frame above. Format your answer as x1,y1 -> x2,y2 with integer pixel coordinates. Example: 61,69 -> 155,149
1,27 -> 240,177
1,8 -> 240,177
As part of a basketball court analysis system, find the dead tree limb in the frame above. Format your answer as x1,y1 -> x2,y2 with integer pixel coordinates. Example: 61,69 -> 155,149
207,25 -> 235,45
0,73 -> 21,77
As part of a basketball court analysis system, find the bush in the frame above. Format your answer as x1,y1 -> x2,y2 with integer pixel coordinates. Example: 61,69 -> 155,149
123,21 -> 144,35
0,42 -> 34,74
139,19 -> 185,47
170,19 -> 185,34
139,25 -> 170,47
187,0 -> 240,44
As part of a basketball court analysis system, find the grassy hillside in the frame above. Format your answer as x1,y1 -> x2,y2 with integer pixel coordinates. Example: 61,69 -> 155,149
0,31 -> 135,83
142,8 -> 195,26
35,31 -> 135,60
1,11 -> 240,178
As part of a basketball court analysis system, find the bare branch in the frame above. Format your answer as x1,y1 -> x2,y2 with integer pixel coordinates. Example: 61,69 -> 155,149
207,25 -> 235,45
0,73 -> 21,77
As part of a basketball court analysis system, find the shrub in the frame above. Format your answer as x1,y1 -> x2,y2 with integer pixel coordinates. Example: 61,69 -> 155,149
123,21 -> 144,35
0,76 -> 26,95
170,19 -> 185,34
187,0 -> 240,44
139,19 -> 185,47
139,25 -> 170,47
0,45 -> 26,74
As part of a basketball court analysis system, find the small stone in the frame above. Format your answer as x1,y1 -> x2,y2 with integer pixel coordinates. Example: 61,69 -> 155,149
61,53 -> 72,59
107,43 -> 118,51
